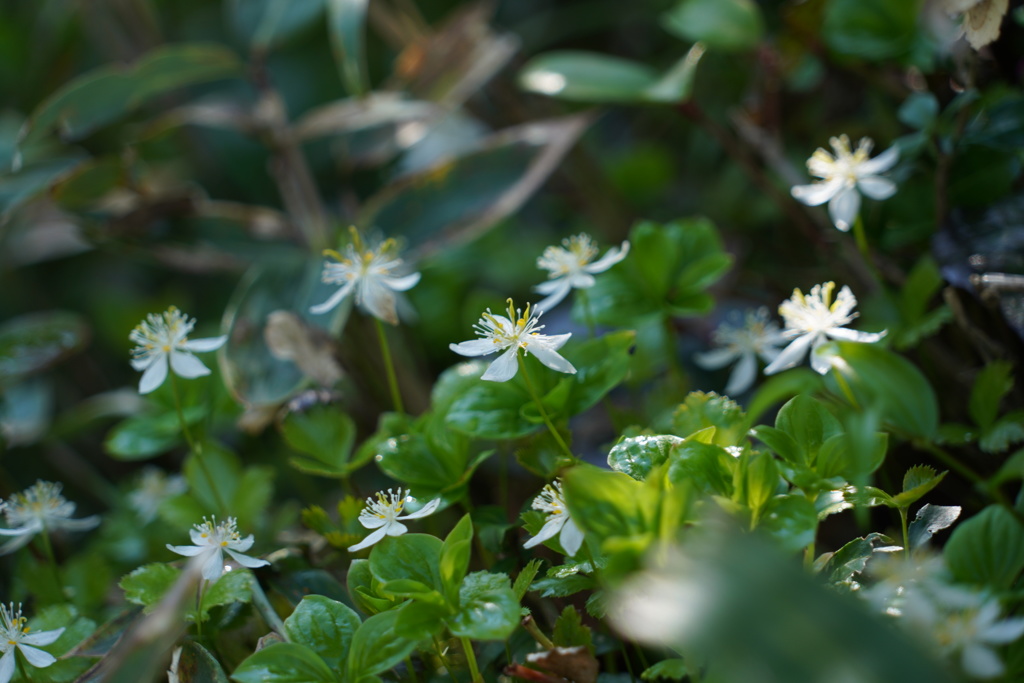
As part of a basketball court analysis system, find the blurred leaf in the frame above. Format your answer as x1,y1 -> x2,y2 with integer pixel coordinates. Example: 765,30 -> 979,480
440,515 -> 474,603
19,43 -> 241,153
980,412 -> 1024,453
898,92 -> 939,130
174,641 -> 230,683
817,532 -> 898,586
945,504 -> 1024,589
948,146 -> 1017,208
608,434 -> 684,481
327,0 -> 369,95
552,605 -> 594,652
104,408 -> 200,461
279,402 -> 359,477
822,0 -> 921,61
347,610 -> 418,680
908,504 -> 961,550
294,94 -> 444,142
0,311 -> 88,386
641,659 -> 688,681
50,156 -> 125,211
662,0 -> 763,51
120,563 -> 179,613
195,569 -> 253,622
563,466 -> 653,546
759,494 -> 817,552
746,369 -> 824,425
672,392 -> 747,445
970,361 -> 1014,431
232,642 -> 336,683
0,156 -> 86,221
891,256 -> 951,350
448,571 -> 519,640
512,559 -> 543,602
284,595 -> 361,672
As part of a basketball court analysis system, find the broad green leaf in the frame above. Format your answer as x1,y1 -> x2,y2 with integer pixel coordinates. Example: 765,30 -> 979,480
347,559 -> 402,616
0,311 -> 88,385
519,51 -> 660,103
563,466 -> 653,545
183,441 -> 243,515
642,659 -> 688,681
666,441 -> 734,496
737,451 -> 779,520
980,412 -> 1024,453
746,369 -> 823,425
751,425 -> 801,465
662,0 -> 764,51
232,642 -> 337,683
608,434 -> 683,481
175,641 -> 230,683
822,0 -> 921,62
442,362 -> 538,439
104,409 -> 199,461
908,504 -> 961,550
672,392 -> 748,446
119,564 -> 179,612
552,606 -> 594,652
816,533 -> 899,587
394,600 -> 449,640
898,92 -> 939,130
440,515 -> 474,602
230,0 -> 325,50
373,411 -> 478,493
348,611 -> 417,680
775,395 -> 842,466
447,571 -> 519,641
815,431 -> 887,481
970,361 -> 1014,431
284,595 -> 361,672
231,465 -> 275,529
759,494 -> 818,553
369,534 -> 444,595
327,0 -> 370,95
279,403 -> 359,477
563,331 -> 636,417
196,569 -> 253,622
945,505 -> 1024,588
0,156 -> 87,221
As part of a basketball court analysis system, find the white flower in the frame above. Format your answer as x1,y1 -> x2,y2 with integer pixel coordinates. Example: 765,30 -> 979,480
523,480 -> 584,556
533,234 -> 630,312
764,282 -> 885,376
942,0 -> 1008,50
0,603 -> 64,683
791,134 -> 898,232
348,489 -> 441,552
450,299 -> 576,382
0,481 -> 100,556
694,308 -> 786,395
129,307 -> 227,395
129,468 -> 187,523
934,598 -> 1024,678
309,229 -> 421,325
166,516 -> 270,581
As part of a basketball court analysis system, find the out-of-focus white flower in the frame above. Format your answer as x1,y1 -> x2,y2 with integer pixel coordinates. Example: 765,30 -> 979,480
310,229 -> 421,325
129,307 -> 226,395
0,602 -> 64,683
129,468 -> 187,523
348,489 -> 441,552
0,481 -> 100,556
450,299 -> 576,382
935,598 -> 1024,678
166,516 -> 270,581
533,234 -> 630,312
764,282 -> 885,376
694,307 -> 785,395
523,480 -> 584,556
791,135 -> 898,232
942,0 -> 1008,50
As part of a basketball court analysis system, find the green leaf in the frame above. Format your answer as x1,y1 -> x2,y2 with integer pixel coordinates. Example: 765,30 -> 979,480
442,362 -> 538,439
394,600 -> 450,640
607,434 -> 683,481
750,426 -> 801,466
662,0 -> 764,52
327,0 -> 370,96
440,515 -> 474,602
284,595 -> 361,672
231,465 -> 275,529
175,641 -> 230,683
641,659 -> 688,681
518,51 -> 660,103
822,0 -> 922,62
0,311 -> 89,386
119,564 -> 179,612
448,571 -> 519,641
279,403 -> 359,477
0,156 -> 87,221
512,559 -> 543,602
746,369 -> 824,425
970,361 -> 1014,431
908,504 -> 961,550
759,495 -> 818,553
825,342 -> 939,439
373,411 -> 480,494
348,610 -> 417,679
775,395 -> 842,466
980,412 -> 1024,453
197,569 -> 253,622
898,92 -> 939,130
104,409 -> 196,461
817,533 -> 899,587
346,559 -> 402,616
183,441 -> 243,515
563,331 -> 636,417
672,392 -> 748,446
815,431 -> 887,481
945,505 -> 1024,589
891,466 -> 946,509
666,441 -> 734,497
552,606 -> 594,653
563,466 -> 653,545
232,642 -> 337,683
20,44 -> 241,151
368,534 -> 444,596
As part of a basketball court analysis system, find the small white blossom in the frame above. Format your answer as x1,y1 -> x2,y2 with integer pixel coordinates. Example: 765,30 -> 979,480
129,468 -> 187,523
942,0 -> 1008,50
791,134 -> 898,232
348,489 -> 441,552
310,229 -> 421,324
934,597 -> 1024,678
0,481 -> 100,556
166,516 -> 270,581
450,299 -> 576,382
0,603 -> 64,683
129,307 -> 226,395
694,308 -> 786,395
533,234 -> 630,312
764,282 -> 885,376
523,480 -> 584,556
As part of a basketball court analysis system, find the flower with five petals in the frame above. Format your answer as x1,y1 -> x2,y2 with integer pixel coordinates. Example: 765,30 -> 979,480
129,307 -> 226,395
791,135 -> 898,232
533,233 -> 630,312
764,282 -> 885,376
348,489 -> 441,552
523,480 -> 583,556
310,228 -> 421,325
694,307 -> 786,395
166,516 -> 270,581
0,602 -> 64,683
0,481 -> 99,556
450,299 -> 576,382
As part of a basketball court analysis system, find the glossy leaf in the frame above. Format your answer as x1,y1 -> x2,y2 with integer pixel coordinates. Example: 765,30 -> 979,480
347,559 -> 402,616
908,504 -> 961,550
563,466 -> 653,545
348,610 -> 417,680
368,534 -> 444,595
759,494 -> 817,553
608,434 -> 684,481
232,642 -> 337,683
775,395 -> 842,467
440,515 -> 474,602
119,563 -> 179,612
447,571 -> 519,640
944,504 -> 1024,589
284,595 -> 361,672
672,392 -> 748,446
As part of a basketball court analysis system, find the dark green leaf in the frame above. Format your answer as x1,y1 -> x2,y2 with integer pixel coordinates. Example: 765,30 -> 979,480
369,534 -> 444,595
672,392 -> 748,446
104,410 -> 195,461
347,559 -> 402,616
448,571 -> 519,641
641,659 -> 688,681
662,0 -> 764,51
817,533 -> 899,586
279,403 -> 358,477
775,395 -> 842,466
327,0 -> 370,95
980,412 -> 1024,453
348,610 -> 417,679
119,564 -> 179,612
175,641 -> 230,683
197,569 -> 252,622
908,504 -> 961,550
512,559 -> 544,602
898,92 -> 939,130
970,361 -> 1014,431
440,515 -> 474,602
0,311 -> 88,386
552,606 -> 593,652
759,494 -> 818,553
945,505 -> 1024,589
822,0 -> 921,61
284,595 -> 361,672
519,51 -> 659,103
232,642 -> 337,683
892,466 -> 946,508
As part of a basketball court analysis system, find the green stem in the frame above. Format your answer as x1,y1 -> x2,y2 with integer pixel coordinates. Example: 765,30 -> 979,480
375,318 -> 405,414
517,356 -> 576,462
196,581 -> 206,637
432,636 -> 458,683
37,529 -> 64,596
831,367 -> 861,411
170,373 -> 228,514
460,636 -> 483,683
404,656 -> 418,683
249,575 -> 288,639
522,614 -> 556,650
576,289 -> 597,338
899,507 -> 911,559
169,372 -> 196,452
851,214 -> 871,264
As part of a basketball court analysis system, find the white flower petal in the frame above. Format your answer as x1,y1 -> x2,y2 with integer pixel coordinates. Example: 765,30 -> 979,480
566,272 -> 597,289
358,512 -> 390,530
20,627 -> 64,647
201,548 -> 226,581
130,356 -> 154,371
167,543 -> 207,557
585,241 -> 630,273
382,272 -> 421,292
979,617 -> 1024,644
310,280 -> 356,315
17,644 -> 56,668
534,280 -> 573,313
828,186 -> 861,232
523,515 -> 567,549
385,521 -> 408,536
540,332 -> 572,351
359,281 -> 399,325
400,497 -> 442,520
450,339 -> 501,357
791,179 -> 842,207
183,336 -> 227,353
56,515 -> 101,532
961,643 -> 1004,679
693,347 -> 738,370
809,338 -> 834,375
230,534 -> 255,552
225,549 -> 270,569
858,145 -> 899,174
764,333 -> 816,375
0,649 -> 14,683
825,327 -> 886,344
481,346 -> 520,382
0,534 -> 35,556
724,352 -> 758,395
138,357 -> 169,394
348,526 -> 390,552
857,176 -> 896,200
560,518 -> 585,556
0,524 -> 37,536
534,278 -> 567,295
170,351 -> 211,379
528,344 -> 576,375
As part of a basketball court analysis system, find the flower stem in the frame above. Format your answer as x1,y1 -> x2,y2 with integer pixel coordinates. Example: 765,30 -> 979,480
249,574 -> 288,640
522,614 -> 555,650
899,506 -> 911,559
576,289 -> 597,338
830,367 -> 861,411
170,373 -> 228,515
851,214 -> 871,264
38,529 -> 64,596
517,356 -> 575,462
460,636 -> 483,683
375,318 -> 405,414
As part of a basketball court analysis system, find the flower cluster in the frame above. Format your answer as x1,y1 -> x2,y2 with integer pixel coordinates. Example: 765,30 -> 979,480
0,481 -> 99,556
